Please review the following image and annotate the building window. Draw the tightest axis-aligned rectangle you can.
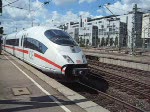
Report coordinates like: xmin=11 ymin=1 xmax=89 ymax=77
xmin=82 ymin=22 xmax=84 ymax=27
xmin=109 ymin=28 xmax=112 ymax=32
xmin=87 ymin=23 xmax=92 ymax=25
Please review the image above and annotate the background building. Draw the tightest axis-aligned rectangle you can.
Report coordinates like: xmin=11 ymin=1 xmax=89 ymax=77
xmin=64 ymin=15 xmax=127 ymax=48
xmin=59 ymin=4 xmax=148 ymax=50
xmin=141 ymin=13 xmax=150 ymax=48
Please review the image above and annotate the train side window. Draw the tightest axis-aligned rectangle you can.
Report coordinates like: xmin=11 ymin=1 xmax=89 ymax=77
xmin=21 ymin=36 xmax=23 ymax=46
xmin=6 ymin=39 xmax=19 ymax=46
xmin=23 ymin=38 xmax=27 ymax=47
xmin=34 ymin=39 xmax=39 ymax=51
xmin=27 ymin=38 xmax=34 ymax=50
xmin=39 ymin=43 xmax=42 ymax=52
xmin=38 ymin=42 xmax=46 ymax=54
xmin=6 ymin=40 xmax=9 ymax=45
xmin=1 ymin=39 xmax=3 ymax=44
xmin=41 ymin=43 xmax=47 ymax=54
xmin=31 ymin=39 xmax=35 ymax=49
xmin=15 ymin=39 xmax=19 ymax=46
xmin=23 ymin=37 xmax=47 ymax=54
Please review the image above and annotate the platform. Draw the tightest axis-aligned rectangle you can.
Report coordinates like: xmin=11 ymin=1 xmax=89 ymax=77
xmin=83 ymin=49 xmax=150 ymax=72
xmin=0 ymin=51 xmax=109 ymax=112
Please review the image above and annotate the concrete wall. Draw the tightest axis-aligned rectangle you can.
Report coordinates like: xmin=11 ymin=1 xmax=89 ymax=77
xmin=97 ymin=56 xmax=150 ymax=72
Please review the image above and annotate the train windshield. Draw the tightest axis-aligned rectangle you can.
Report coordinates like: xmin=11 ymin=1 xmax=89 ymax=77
xmin=44 ymin=30 xmax=77 ymax=46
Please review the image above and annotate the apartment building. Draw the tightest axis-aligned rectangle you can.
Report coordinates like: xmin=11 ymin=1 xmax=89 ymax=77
xmin=61 ymin=4 xmax=144 ymax=49
xmin=64 ymin=15 xmax=127 ymax=48
xmin=141 ymin=13 xmax=150 ymax=48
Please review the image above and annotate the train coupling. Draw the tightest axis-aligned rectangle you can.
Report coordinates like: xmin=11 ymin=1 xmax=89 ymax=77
xmin=72 ymin=68 xmax=89 ymax=76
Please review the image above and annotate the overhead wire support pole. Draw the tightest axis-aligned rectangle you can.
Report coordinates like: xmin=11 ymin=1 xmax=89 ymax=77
xmin=28 ymin=0 xmax=33 ymax=27
xmin=99 ymin=3 xmax=143 ymax=55
xmin=29 ymin=0 xmax=31 ymax=12
xmin=131 ymin=4 xmax=140 ymax=55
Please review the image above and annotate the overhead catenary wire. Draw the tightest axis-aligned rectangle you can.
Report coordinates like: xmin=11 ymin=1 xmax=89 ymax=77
xmin=3 ymin=0 xmax=52 ymax=27
xmin=2 ymin=0 xmax=52 ymax=34
xmin=2 ymin=0 xmax=20 ymax=7
xmin=98 ymin=3 xmax=149 ymax=54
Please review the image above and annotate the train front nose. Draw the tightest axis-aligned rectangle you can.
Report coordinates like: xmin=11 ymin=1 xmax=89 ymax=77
xmin=63 ymin=64 xmax=89 ymax=79
xmin=72 ymin=68 xmax=89 ymax=76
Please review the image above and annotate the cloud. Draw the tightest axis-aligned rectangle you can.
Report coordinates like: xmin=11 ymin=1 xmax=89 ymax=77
xmin=97 ymin=9 xmax=104 ymax=14
xmin=79 ymin=0 xmax=96 ymax=4
xmin=52 ymin=0 xmax=77 ymax=5
xmin=2 ymin=0 xmax=149 ymax=34
xmin=104 ymin=1 xmax=129 ymax=15
xmin=1 ymin=0 xmax=95 ymax=34
xmin=103 ymin=0 xmax=150 ymax=15
xmin=45 ymin=11 xmax=79 ymax=27
xmin=79 ymin=11 xmax=92 ymax=18
xmin=93 ymin=15 xmax=103 ymax=18
xmin=1 ymin=0 xmax=51 ymax=34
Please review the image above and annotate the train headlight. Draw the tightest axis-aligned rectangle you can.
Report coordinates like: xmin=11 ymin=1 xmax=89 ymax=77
xmin=63 ymin=55 xmax=74 ymax=64
xmin=82 ymin=55 xmax=87 ymax=63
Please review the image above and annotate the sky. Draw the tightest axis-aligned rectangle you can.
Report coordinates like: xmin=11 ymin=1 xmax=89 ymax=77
xmin=0 ymin=0 xmax=150 ymax=34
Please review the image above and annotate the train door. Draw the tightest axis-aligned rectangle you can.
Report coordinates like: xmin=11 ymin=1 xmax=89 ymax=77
xmin=23 ymin=37 xmax=35 ymax=64
xmin=13 ymin=33 xmax=19 ymax=56
xmin=20 ymin=35 xmax=25 ymax=60
xmin=28 ymin=43 xmax=35 ymax=64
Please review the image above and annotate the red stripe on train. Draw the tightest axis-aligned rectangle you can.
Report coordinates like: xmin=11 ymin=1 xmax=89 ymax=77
xmin=5 ymin=45 xmax=28 ymax=54
xmin=15 ymin=48 xmax=29 ymax=54
xmin=4 ymin=45 xmax=64 ymax=72
xmin=34 ymin=53 xmax=65 ymax=72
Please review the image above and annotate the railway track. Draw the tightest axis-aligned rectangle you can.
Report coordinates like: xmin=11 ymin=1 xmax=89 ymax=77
xmin=100 ymin=61 xmax=149 ymax=78
xmin=87 ymin=60 xmax=150 ymax=112
xmin=89 ymin=65 xmax=150 ymax=97
xmin=87 ymin=59 xmax=150 ymax=85
xmin=61 ymin=81 xmax=145 ymax=112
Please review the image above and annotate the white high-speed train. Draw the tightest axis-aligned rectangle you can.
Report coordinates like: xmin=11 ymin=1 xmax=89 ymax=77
xmin=2 ymin=26 xmax=89 ymax=81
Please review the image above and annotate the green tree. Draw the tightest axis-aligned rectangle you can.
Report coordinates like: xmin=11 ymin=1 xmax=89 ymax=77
xmin=76 ymin=37 xmax=79 ymax=44
xmin=86 ymin=39 xmax=89 ymax=46
xmin=106 ymin=37 xmax=109 ymax=46
xmin=110 ymin=38 xmax=114 ymax=46
xmin=114 ymin=36 xmax=118 ymax=47
xmin=101 ymin=37 xmax=105 ymax=46
xmin=79 ymin=37 xmax=85 ymax=47
xmin=98 ymin=38 xmax=100 ymax=44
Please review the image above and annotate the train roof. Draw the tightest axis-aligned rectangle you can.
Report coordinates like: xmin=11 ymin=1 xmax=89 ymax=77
xmin=5 ymin=26 xmax=61 ymax=38
xmin=21 ymin=26 xmax=61 ymax=34
xmin=25 ymin=26 xmax=60 ymax=31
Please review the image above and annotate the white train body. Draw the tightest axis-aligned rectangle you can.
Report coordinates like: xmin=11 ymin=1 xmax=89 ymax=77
xmin=2 ymin=26 xmax=88 ymax=80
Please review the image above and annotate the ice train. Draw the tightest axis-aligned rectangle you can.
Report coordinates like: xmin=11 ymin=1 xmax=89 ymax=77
xmin=2 ymin=26 xmax=89 ymax=81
